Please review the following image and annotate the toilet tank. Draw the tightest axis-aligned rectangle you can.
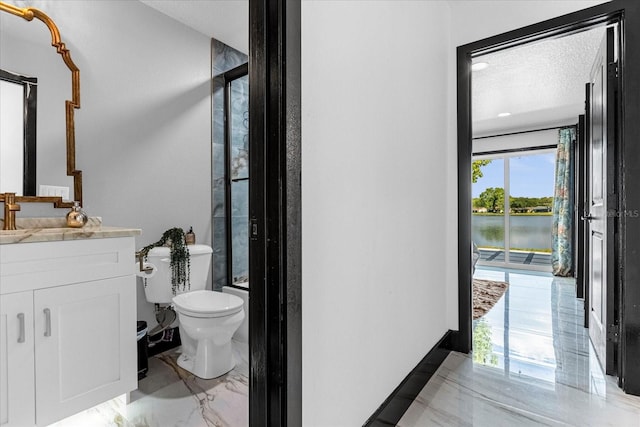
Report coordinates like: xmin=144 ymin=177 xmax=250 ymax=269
xmin=142 ymin=244 xmax=213 ymax=304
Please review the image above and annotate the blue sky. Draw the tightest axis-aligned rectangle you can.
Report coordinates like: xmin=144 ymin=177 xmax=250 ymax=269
xmin=472 ymin=152 xmax=556 ymax=198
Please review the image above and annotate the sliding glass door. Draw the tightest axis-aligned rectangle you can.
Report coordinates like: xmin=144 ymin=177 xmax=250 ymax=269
xmin=472 ymin=149 xmax=555 ymax=271
xmin=472 ymin=158 xmax=506 ymax=261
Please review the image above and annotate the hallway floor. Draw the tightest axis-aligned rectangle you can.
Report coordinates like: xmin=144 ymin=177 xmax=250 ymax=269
xmin=397 ymin=268 xmax=640 ymax=426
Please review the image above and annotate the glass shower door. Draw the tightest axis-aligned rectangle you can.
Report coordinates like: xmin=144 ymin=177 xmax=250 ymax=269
xmin=225 ymin=68 xmax=249 ymax=287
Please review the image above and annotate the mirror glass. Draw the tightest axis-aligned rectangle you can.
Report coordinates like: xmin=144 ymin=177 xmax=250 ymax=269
xmin=0 ymin=69 xmax=37 ymax=196
xmin=0 ymin=3 xmax=80 ymax=205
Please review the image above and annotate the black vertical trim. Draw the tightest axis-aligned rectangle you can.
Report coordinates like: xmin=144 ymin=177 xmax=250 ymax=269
xmin=455 ymin=46 xmax=472 ymax=354
xmin=576 ymin=114 xmax=586 ymax=300
xmin=284 ymin=0 xmax=302 ymax=424
xmin=458 ymin=0 xmax=640 ymax=395
xmin=584 ymin=84 xmax=592 ymax=329
xmin=249 ymin=0 xmax=269 ymax=423
xmin=605 ymin=26 xmax=617 ymax=375
xmin=224 ymin=71 xmax=233 ymax=289
xmin=23 ymin=80 xmax=37 ymax=196
xmin=249 ymin=0 xmax=301 ymax=425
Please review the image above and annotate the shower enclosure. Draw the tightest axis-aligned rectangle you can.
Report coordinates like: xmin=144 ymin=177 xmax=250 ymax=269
xmin=225 ymin=64 xmax=249 ymax=288
xmin=213 ymin=62 xmax=249 ymax=290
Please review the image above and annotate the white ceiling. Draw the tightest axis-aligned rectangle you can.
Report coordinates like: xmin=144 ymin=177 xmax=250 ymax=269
xmin=472 ymin=26 xmax=607 ymax=136
xmin=138 ymin=0 xmax=248 ymax=54
xmin=136 ymin=1 xmax=605 ymax=137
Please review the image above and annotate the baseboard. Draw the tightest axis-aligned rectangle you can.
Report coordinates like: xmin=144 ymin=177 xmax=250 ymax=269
xmin=362 ymin=330 xmax=454 ymax=426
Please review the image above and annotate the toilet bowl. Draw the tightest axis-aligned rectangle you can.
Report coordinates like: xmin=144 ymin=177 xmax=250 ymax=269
xmin=142 ymin=244 xmax=245 ymax=379
xmin=172 ymin=290 xmax=244 ymax=379
xmin=222 ymin=284 xmax=249 ymax=343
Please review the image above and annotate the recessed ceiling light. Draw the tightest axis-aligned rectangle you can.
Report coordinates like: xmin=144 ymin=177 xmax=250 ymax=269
xmin=471 ymin=62 xmax=489 ymax=71
xmin=497 ymin=112 xmax=511 ymax=117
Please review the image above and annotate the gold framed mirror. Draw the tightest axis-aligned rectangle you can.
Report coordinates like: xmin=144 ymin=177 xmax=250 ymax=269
xmin=0 ymin=1 xmax=82 ymax=208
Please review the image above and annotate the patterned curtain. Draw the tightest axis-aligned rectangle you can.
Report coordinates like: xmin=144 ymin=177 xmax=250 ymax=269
xmin=551 ymin=127 xmax=576 ymax=276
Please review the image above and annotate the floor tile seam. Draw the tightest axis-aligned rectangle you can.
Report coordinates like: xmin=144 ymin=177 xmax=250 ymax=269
xmin=406 ymin=404 xmax=470 ymax=427
xmin=438 ymin=374 xmax=573 ymax=426
xmin=469 ymin=362 xmax=569 ymax=390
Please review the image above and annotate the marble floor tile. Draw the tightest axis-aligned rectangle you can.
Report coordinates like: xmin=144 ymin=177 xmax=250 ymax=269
xmin=398 ymin=268 xmax=640 ymax=427
xmin=49 ymin=342 xmax=248 ymax=427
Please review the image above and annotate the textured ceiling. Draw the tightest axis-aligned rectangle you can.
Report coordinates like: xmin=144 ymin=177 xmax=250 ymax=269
xmin=139 ymin=0 xmax=248 ymax=54
xmin=472 ymin=26 xmax=606 ymax=136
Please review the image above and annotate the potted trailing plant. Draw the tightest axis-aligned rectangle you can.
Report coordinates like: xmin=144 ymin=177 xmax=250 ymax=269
xmin=139 ymin=227 xmax=190 ymax=294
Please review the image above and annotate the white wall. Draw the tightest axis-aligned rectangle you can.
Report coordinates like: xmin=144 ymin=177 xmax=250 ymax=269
xmin=303 ymin=1 xmax=613 ymax=424
xmin=302 ymin=2 xmax=452 ymax=425
xmin=0 ymin=1 xmax=212 ymax=329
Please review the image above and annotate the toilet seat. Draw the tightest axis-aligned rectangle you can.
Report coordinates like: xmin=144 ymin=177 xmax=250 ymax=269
xmin=173 ymin=290 xmax=243 ymax=318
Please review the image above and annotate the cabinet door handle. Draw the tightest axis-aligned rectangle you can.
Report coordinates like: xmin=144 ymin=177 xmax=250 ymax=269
xmin=17 ymin=313 xmax=25 ymax=343
xmin=43 ymin=308 xmax=51 ymax=337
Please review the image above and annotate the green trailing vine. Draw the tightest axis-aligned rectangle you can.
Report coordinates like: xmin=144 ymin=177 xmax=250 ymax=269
xmin=139 ymin=227 xmax=190 ymax=294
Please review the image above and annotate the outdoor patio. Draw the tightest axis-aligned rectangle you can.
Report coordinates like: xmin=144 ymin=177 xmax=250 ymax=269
xmin=478 ymin=248 xmax=551 ymax=267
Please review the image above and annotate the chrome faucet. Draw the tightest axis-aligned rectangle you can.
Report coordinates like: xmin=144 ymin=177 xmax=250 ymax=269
xmin=2 ymin=193 xmax=21 ymax=230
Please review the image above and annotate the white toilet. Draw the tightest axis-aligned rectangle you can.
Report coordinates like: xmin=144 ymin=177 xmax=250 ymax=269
xmin=142 ymin=244 xmax=244 ymax=379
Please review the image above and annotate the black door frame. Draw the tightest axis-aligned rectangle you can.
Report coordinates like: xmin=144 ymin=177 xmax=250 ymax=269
xmin=248 ymin=0 xmax=301 ymax=425
xmin=456 ymin=0 xmax=640 ymax=395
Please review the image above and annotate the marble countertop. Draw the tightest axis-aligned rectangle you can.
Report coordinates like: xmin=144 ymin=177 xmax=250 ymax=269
xmin=0 ymin=217 xmax=141 ymax=244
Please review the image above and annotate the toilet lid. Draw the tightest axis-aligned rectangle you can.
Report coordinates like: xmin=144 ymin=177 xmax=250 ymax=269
xmin=172 ymin=290 xmax=244 ymax=318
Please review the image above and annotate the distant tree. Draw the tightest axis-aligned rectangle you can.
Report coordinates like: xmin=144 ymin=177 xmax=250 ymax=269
xmin=472 ymin=159 xmax=492 ymax=183
xmin=540 ymin=196 xmax=553 ymax=207
xmin=478 ymin=187 xmax=504 ymax=212
xmin=510 ymin=197 xmax=526 ymax=209
xmin=472 ymin=198 xmax=485 ymax=208
xmin=509 ymin=195 xmax=554 ymax=210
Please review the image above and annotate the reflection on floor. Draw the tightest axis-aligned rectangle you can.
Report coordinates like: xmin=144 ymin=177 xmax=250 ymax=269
xmin=49 ymin=342 xmax=248 ymax=427
xmin=398 ymin=267 xmax=640 ymax=426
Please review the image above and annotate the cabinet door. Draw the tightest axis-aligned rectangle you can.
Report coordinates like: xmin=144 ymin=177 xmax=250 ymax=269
xmin=33 ymin=276 xmax=136 ymax=426
xmin=0 ymin=292 xmax=36 ymax=427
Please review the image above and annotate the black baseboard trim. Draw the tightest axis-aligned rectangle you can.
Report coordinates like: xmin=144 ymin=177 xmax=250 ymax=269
xmin=363 ymin=330 xmax=455 ymax=426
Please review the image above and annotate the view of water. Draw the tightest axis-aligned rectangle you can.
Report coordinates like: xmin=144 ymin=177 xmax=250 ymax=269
xmin=472 ymin=215 xmax=552 ymax=251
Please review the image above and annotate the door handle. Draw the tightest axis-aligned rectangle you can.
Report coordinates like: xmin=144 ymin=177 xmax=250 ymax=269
xmin=43 ymin=308 xmax=51 ymax=337
xmin=17 ymin=313 xmax=25 ymax=343
xmin=581 ymin=214 xmax=594 ymax=221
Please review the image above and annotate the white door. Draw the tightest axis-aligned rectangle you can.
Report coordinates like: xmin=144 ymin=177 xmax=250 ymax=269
xmin=587 ymin=27 xmax=616 ymax=375
xmin=34 ymin=276 xmax=136 ymax=426
xmin=0 ymin=292 xmax=36 ymax=427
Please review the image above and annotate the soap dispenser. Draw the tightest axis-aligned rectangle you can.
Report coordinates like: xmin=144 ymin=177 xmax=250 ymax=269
xmin=185 ymin=226 xmax=196 ymax=245
xmin=66 ymin=201 xmax=88 ymax=228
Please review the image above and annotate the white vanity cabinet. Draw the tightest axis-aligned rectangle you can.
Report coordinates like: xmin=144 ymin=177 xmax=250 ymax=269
xmin=0 ymin=235 xmax=138 ymax=427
